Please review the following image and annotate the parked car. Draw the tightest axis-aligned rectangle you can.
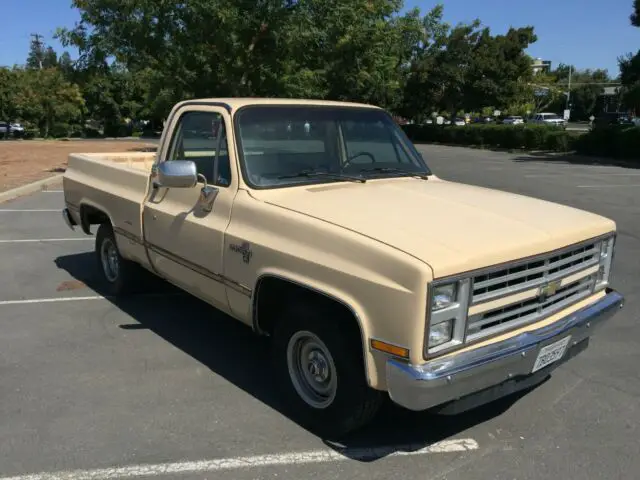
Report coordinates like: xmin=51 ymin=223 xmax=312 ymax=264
xmin=594 ymin=112 xmax=635 ymax=127
xmin=503 ymin=116 xmax=524 ymax=125
xmin=453 ymin=117 xmax=466 ymax=126
xmin=61 ymin=98 xmax=624 ymax=437
xmin=530 ymin=112 xmax=566 ymax=127
xmin=0 ymin=122 xmax=26 ymax=138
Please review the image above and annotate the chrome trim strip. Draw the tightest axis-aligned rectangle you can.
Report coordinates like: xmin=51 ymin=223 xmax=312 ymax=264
xmin=112 ymin=226 xmax=252 ymax=297
xmin=62 ymin=208 xmax=76 ymax=230
xmin=467 ymin=283 xmax=594 ymax=340
xmin=113 ymin=226 xmax=143 ymax=245
xmin=471 ymin=259 xmax=599 ymax=305
xmin=388 ymin=289 xmax=624 ymax=412
xmin=472 ymin=247 xmax=599 ymax=291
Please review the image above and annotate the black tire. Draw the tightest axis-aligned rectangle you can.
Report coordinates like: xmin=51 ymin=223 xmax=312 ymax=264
xmin=95 ymin=223 xmax=141 ymax=296
xmin=272 ymin=303 xmax=383 ymax=438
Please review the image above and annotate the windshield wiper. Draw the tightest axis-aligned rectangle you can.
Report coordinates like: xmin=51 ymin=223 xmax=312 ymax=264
xmin=277 ymin=169 xmax=366 ymax=183
xmin=359 ymin=167 xmax=430 ymax=180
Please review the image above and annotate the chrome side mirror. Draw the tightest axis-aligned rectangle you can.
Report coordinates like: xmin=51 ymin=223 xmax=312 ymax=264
xmin=155 ymin=160 xmax=198 ymax=188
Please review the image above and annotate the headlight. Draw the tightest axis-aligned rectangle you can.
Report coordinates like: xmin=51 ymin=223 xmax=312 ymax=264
xmin=595 ymin=235 xmax=615 ymax=289
xmin=432 ymin=283 xmax=457 ymax=311
xmin=428 ymin=319 xmax=453 ymax=348
xmin=426 ymin=279 xmax=471 ymax=356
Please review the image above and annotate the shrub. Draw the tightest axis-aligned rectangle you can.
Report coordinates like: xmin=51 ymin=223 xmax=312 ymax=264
xmin=83 ymin=126 xmax=102 ymax=138
xmin=50 ymin=123 xmax=71 ymax=138
xmin=401 ymin=123 xmax=574 ymax=152
xmin=574 ymin=125 xmax=640 ymax=160
xmin=104 ymin=122 xmax=133 ymax=138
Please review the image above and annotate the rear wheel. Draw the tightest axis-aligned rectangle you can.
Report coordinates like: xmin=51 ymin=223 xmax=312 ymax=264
xmin=95 ymin=223 xmax=141 ymax=296
xmin=272 ymin=303 xmax=383 ymax=438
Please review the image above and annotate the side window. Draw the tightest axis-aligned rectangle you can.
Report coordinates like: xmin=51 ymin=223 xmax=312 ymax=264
xmin=167 ymin=111 xmax=231 ymax=187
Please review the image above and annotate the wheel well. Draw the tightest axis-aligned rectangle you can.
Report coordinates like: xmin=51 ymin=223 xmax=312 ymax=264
xmin=79 ymin=204 xmax=110 ymax=234
xmin=253 ymin=277 xmax=364 ymax=353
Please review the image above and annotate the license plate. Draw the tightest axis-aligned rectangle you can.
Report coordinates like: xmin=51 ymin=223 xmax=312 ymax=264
xmin=532 ymin=336 xmax=572 ymax=373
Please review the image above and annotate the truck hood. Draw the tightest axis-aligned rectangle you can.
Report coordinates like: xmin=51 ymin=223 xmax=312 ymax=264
xmin=252 ymin=177 xmax=615 ymax=278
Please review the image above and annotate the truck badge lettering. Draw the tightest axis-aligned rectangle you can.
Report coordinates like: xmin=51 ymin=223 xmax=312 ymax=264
xmin=230 ymin=242 xmax=253 ymax=264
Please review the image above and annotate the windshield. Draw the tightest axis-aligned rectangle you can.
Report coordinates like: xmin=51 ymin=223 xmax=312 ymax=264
xmin=234 ymin=106 xmax=431 ymax=188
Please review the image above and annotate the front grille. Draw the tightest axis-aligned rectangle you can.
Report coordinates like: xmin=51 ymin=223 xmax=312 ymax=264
xmin=466 ymin=240 xmax=601 ymax=341
xmin=472 ymin=242 xmax=599 ymax=303
xmin=467 ymin=276 xmax=595 ymax=339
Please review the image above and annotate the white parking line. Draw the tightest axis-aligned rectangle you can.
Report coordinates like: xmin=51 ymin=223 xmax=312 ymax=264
xmin=0 ymin=238 xmax=92 ymax=243
xmin=42 ymin=190 xmax=63 ymax=193
xmin=576 ymin=184 xmax=640 ymax=188
xmin=0 ymin=295 xmax=105 ymax=305
xmin=0 ymin=438 xmax=479 ymax=480
xmin=0 ymin=209 xmax=60 ymax=212
xmin=525 ymin=173 xmax=640 ymax=177
xmin=0 ymin=292 xmax=182 ymax=306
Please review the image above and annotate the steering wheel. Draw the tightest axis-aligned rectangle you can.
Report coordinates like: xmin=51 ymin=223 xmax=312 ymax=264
xmin=343 ymin=151 xmax=375 ymax=169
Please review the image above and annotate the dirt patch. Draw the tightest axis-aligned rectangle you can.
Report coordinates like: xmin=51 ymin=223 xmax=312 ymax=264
xmin=56 ymin=280 xmax=87 ymax=291
xmin=0 ymin=140 xmax=157 ymax=192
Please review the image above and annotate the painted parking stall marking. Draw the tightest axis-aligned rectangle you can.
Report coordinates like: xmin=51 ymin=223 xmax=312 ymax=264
xmin=0 ymin=238 xmax=92 ymax=244
xmin=0 ymin=209 xmax=60 ymax=212
xmin=0 ymin=438 xmax=479 ymax=480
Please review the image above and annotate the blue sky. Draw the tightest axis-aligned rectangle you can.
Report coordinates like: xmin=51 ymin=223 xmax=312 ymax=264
xmin=1 ymin=0 xmax=639 ymax=75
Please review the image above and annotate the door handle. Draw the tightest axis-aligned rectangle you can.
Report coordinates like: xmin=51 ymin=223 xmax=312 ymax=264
xmin=199 ymin=185 xmax=219 ymax=212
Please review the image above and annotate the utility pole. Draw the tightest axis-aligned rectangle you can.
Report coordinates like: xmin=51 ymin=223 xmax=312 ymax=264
xmin=565 ymin=65 xmax=572 ymax=110
xmin=30 ymin=33 xmax=43 ymax=69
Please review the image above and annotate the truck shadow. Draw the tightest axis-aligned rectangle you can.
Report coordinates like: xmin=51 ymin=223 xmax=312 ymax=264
xmin=54 ymin=251 xmax=541 ymax=461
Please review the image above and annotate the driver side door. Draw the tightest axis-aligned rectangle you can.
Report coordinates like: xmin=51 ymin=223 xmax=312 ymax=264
xmin=142 ymin=105 xmax=237 ymax=313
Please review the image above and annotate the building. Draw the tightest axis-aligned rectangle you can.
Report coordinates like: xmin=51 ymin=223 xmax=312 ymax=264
xmin=531 ymin=58 xmax=552 ymax=75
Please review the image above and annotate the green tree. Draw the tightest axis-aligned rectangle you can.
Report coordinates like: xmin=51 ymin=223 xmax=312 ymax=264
xmin=57 ymin=0 xmax=423 ymax=117
xmin=619 ymin=52 xmax=640 ymax=114
xmin=43 ymin=47 xmax=58 ymax=69
xmin=402 ymin=10 xmax=536 ymax=120
xmin=631 ymin=0 xmax=639 ymax=26
xmin=26 ymin=37 xmax=46 ymax=70
xmin=551 ymin=65 xmax=612 ymax=120
xmin=13 ymin=68 xmax=85 ymax=137
xmin=0 ymin=67 xmax=18 ymax=122
xmin=618 ymin=1 xmax=640 ymax=114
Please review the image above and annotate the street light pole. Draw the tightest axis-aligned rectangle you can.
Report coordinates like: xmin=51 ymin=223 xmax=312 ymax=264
xmin=565 ymin=65 xmax=572 ymax=110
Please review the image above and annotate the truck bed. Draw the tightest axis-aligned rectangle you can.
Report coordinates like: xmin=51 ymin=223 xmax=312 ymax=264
xmin=63 ymin=151 xmax=156 ymax=266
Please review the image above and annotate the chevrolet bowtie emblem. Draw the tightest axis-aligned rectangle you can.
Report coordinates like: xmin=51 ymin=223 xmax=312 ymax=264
xmin=538 ymin=279 xmax=561 ymax=299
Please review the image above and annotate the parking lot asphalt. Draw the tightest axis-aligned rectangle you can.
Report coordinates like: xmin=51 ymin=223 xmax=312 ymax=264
xmin=0 ymin=146 xmax=638 ymax=480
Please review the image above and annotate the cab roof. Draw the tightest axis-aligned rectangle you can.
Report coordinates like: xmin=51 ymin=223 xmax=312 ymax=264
xmin=173 ymin=97 xmax=382 ymax=112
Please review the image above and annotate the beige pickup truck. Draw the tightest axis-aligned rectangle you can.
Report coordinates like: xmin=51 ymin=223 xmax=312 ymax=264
xmin=62 ymin=98 xmax=624 ymax=437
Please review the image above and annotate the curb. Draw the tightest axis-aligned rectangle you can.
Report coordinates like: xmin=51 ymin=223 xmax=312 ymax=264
xmin=0 ymin=174 xmax=64 ymax=204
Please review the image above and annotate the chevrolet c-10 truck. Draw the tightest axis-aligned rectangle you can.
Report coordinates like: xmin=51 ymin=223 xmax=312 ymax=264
xmin=62 ymin=98 xmax=624 ymax=437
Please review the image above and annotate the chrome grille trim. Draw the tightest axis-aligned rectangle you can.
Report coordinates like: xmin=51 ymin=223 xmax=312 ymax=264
xmin=471 ymin=242 xmax=600 ymax=304
xmin=467 ymin=276 xmax=595 ymax=341
xmin=465 ymin=237 xmax=607 ymax=342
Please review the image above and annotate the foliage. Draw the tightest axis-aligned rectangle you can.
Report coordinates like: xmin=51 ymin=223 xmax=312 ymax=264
xmin=401 ymin=123 xmax=574 ymax=152
xmin=617 ymin=3 xmax=640 ymax=115
xmin=57 ymin=0 xmax=424 ymax=117
xmin=574 ymin=125 xmax=640 ymax=160
xmin=11 ymin=67 xmax=85 ymax=137
xmin=401 ymin=11 xmax=537 ymax=120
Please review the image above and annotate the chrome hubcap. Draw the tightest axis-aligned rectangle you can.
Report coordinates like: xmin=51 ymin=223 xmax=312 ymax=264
xmin=100 ymin=238 xmax=119 ymax=282
xmin=287 ymin=331 xmax=337 ymax=409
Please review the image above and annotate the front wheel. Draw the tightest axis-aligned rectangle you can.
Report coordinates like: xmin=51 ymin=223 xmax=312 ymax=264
xmin=272 ymin=304 xmax=383 ymax=438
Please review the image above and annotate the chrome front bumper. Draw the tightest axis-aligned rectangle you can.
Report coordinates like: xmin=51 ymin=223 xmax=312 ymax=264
xmin=62 ymin=207 xmax=77 ymax=230
xmin=386 ymin=289 xmax=624 ymax=412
